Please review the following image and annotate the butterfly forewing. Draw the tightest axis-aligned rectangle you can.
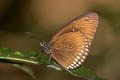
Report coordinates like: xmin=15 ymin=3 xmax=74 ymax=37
xmin=72 ymin=13 xmax=98 ymax=46
xmin=49 ymin=12 xmax=99 ymax=69
xmin=50 ymin=12 xmax=98 ymax=46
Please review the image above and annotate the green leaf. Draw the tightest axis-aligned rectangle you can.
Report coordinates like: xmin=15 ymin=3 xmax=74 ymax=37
xmin=70 ymin=66 xmax=107 ymax=80
xmin=0 ymin=48 xmax=38 ymax=64
xmin=0 ymin=48 xmax=107 ymax=80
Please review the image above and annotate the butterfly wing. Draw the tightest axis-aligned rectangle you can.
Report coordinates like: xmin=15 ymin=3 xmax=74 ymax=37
xmin=49 ymin=12 xmax=99 ymax=69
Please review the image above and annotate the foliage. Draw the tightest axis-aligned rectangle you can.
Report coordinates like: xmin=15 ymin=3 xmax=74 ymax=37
xmin=0 ymin=48 xmax=107 ymax=80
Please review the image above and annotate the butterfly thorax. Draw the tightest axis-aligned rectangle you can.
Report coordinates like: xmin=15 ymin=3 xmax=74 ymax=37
xmin=40 ymin=41 xmax=52 ymax=54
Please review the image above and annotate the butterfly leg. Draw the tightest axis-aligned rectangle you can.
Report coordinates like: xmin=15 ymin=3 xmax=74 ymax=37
xmin=37 ymin=50 xmax=45 ymax=56
xmin=49 ymin=54 xmax=52 ymax=64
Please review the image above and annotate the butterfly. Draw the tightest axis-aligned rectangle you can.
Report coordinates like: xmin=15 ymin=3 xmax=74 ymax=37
xmin=40 ymin=12 xmax=99 ymax=69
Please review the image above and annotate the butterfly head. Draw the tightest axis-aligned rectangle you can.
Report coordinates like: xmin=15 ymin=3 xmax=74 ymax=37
xmin=40 ymin=41 xmax=52 ymax=54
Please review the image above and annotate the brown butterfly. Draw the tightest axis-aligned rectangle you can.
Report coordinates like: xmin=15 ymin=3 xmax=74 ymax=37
xmin=40 ymin=12 xmax=99 ymax=69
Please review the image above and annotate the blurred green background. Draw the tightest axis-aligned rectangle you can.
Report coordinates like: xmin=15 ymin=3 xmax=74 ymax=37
xmin=0 ymin=0 xmax=120 ymax=80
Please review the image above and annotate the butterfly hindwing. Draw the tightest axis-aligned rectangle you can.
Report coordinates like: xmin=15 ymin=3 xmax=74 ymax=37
xmin=51 ymin=32 xmax=89 ymax=69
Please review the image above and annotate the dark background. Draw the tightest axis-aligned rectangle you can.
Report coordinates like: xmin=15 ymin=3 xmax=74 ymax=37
xmin=0 ymin=0 xmax=120 ymax=80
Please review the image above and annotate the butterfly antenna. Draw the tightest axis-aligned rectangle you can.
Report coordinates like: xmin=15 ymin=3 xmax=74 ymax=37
xmin=25 ymin=32 xmax=41 ymax=41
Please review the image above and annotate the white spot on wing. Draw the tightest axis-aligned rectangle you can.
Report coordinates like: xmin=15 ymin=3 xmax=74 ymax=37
xmin=83 ymin=56 xmax=86 ymax=59
xmin=71 ymin=64 xmax=74 ymax=66
xmin=79 ymin=53 xmax=82 ymax=56
xmin=86 ymin=45 xmax=89 ymax=48
xmin=73 ymin=61 xmax=76 ymax=64
xmin=69 ymin=65 xmax=73 ymax=69
xmin=81 ymin=59 xmax=84 ymax=62
xmin=77 ymin=56 xmax=80 ymax=59
xmin=72 ymin=28 xmax=75 ymax=32
xmin=73 ymin=65 xmax=76 ymax=68
xmin=85 ymin=52 xmax=88 ymax=55
xmin=75 ymin=58 xmax=78 ymax=62
xmin=81 ymin=45 xmax=84 ymax=48
xmin=79 ymin=62 xmax=81 ymax=64
xmin=85 ymin=39 xmax=88 ymax=41
xmin=85 ymin=42 xmax=88 ymax=44
xmin=86 ymin=49 xmax=89 ymax=52
xmin=80 ymin=50 xmax=84 ymax=53
xmin=66 ymin=67 xmax=69 ymax=69
xmin=76 ymin=64 xmax=79 ymax=67
xmin=73 ymin=21 xmax=76 ymax=23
